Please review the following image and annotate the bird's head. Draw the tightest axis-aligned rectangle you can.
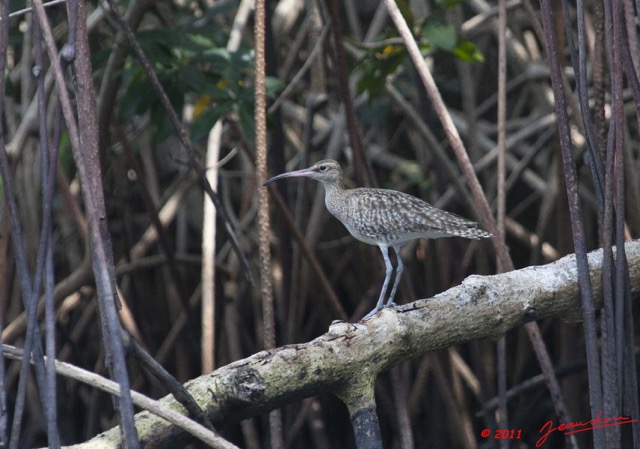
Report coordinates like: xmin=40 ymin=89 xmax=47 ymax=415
xmin=263 ymin=159 xmax=343 ymax=187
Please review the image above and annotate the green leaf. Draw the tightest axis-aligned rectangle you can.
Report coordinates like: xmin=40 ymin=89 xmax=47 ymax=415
xmin=179 ymin=65 xmax=208 ymax=91
xmin=190 ymin=48 xmax=231 ymax=68
xmin=265 ymin=76 xmax=284 ymax=95
xmin=190 ymin=106 xmax=226 ymax=141
xmin=422 ymin=24 xmax=457 ymax=51
xmin=355 ymin=44 xmax=406 ymax=96
xmin=180 ymin=32 xmax=216 ymax=54
xmin=200 ymin=84 xmax=235 ymax=101
xmin=135 ymin=30 xmax=176 ymax=66
xmin=453 ymin=39 xmax=485 ymax=63
xmin=120 ymin=73 xmax=156 ymax=120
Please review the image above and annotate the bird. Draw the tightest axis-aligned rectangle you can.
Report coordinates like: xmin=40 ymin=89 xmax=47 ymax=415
xmin=263 ymin=159 xmax=492 ymax=320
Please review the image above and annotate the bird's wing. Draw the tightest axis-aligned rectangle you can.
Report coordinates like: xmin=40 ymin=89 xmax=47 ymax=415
xmin=345 ymin=188 xmax=483 ymax=240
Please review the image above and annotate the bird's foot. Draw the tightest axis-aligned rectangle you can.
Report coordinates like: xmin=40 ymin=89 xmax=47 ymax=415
xmin=384 ymin=300 xmax=398 ymax=309
xmin=328 ymin=320 xmax=364 ymax=335
xmin=361 ymin=307 xmax=383 ymax=321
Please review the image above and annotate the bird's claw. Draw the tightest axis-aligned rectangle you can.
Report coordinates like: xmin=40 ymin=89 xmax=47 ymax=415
xmin=361 ymin=307 xmax=383 ymax=321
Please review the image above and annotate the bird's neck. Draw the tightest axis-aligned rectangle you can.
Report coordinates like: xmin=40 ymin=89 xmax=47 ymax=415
xmin=320 ymin=180 xmax=345 ymax=198
xmin=319 ymin=181 xmax=346 ymax=218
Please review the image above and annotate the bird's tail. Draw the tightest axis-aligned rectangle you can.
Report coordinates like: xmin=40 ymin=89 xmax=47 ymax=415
xmin=460 ymin=222 xmax=493 ymax=240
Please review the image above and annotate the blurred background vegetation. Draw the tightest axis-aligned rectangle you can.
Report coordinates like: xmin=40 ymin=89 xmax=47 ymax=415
xmin=1 ymin=0 xmax=638 ymax=448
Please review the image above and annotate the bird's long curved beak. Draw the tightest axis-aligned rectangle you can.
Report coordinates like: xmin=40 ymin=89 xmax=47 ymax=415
xmin=262 ymin=168 xmax=314 ymax=186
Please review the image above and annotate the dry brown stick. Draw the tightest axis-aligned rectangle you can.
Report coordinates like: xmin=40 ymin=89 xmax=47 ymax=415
xmin=3 ymin=345 xmax=238 ymax=449
xmin=2 ymin=256 xmax=92 ymax=343
xmin=254 ymin=0 xmax=283 ymax=447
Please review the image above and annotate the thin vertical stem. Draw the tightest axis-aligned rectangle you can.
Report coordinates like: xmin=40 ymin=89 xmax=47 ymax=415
xmin=1 ymin=2 xmax=53 ymax=446
xmin=202 ymin=122 xmax=221 ymax=373
xmin=538 ymin=1 xmax=604 ymax=447
xmin=496 ymin=0 xmax=508 ymax=443
xmin=34 ymin=14 xmax=61 ymax=448
xmin=255 ymin=0 xmax=282 ymax=447
xmin=561 ymin=0 xmax=605 ymax=210
xmin=201 ymin=0 xmax=254 ymax=374
xmin=609 ymin=1 xmax=629 ymax=446
xmin=74 ymin=0 xmax=140 ymax=444
xmin=327 ymin=0 xmax=372 ymax=186
xmin=619 ymin=7 xmax=640 ymax=444
xmin=600 ymin=1 xmax=620 ymax=439
xmin=496 ymin=1 xmax=507 ymax=244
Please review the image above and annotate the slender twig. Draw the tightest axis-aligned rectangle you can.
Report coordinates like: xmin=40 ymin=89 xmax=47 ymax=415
xmin=600 ymin=6 xmax=619 ymax=445
xmin=268 ymin=24 xmax=330 ymax=115
xmin=0 ymin=5 xmax=8 ymax=437
xmin=496 ymin=0 xmax=508 ymax=442
xmin=2 ymin=345 xmax=239 ymax=449
xmin=124 ymin=333 xmax=214 ymax=430
xmin=496 ymin=0 xmax=507 ymax=257
xmin=202 ymin=122 xmax=221 ymax=373
xmin=3 ymin=0 xmax=69 ymax=20
xmin=34 ymin=14 xmax=61 ymax=449
xmin=561 ymin=0 xmax=604 ymax=214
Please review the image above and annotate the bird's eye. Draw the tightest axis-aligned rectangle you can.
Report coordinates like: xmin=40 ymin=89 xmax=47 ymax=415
xmin=318 ymin=165 xmax=327 ymax=172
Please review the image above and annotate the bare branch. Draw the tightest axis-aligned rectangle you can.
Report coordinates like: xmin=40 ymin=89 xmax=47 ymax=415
xmin=65 ymin=241 xmax=640 ymax=448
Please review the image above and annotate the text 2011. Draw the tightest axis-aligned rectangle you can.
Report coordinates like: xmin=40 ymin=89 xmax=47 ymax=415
xmin=480 ymin=428 xmax=522 ymax=439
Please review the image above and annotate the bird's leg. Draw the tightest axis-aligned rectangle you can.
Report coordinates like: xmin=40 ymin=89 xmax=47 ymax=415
xmin=362 ymin=245 xmax=393 ymax=320
xmin=386 ymin=245 xmax=404 ymax=308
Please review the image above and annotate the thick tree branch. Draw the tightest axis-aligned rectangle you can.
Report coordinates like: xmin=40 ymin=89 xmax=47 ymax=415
xmin=66 ymin=241 xmax=640 ymax=448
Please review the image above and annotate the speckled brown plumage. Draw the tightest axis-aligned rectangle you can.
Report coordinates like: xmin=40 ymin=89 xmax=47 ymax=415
xmin=264 ymin=159 xmax=492 ymax=319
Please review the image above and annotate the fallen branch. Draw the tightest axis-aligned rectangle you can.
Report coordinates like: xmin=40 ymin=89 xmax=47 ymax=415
xmin=63 ymin=241 xmax=640 ymax=448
